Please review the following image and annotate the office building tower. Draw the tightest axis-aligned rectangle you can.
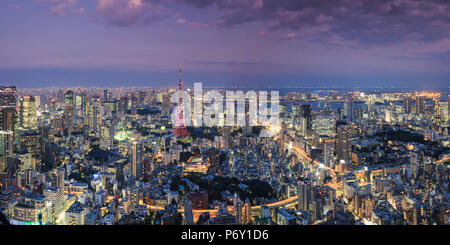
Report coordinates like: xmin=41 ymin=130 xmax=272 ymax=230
xmin=323 ymin=143 xmax=334 ymax=167
xmin=416 ymin=96 xmax=425 ymax=114
xmin=53 ymin=168 xmax=65 ymax=189
xmin=43 ymin=186 xmax=64 ymax=223
xmin=337 ymin=124 xmax=352 ymax=163
xmin=298 ymin=180 xmax=311 ymax=211
xmin=184 ymin=199 xmax=194 ymax=225
xmin=20 ymin=131 xmax=41 ymax=156
xmin=234 ymin=198 xmax=244 ymax=224
xmin=410 ymin=152 xmax=419 ymax=179
xmin=131 ymin=141 xmax=142 ymax=179
xmin=19 ymin=96 xmax=37 ymax=129
xmin=0 ymin=86 xmax=17 ymax=108
xmin=404 ymin=96 xmax=412 ymax=113
xmin=119 ymin=96 xmax=128 ymax=114
xmin=0 ymin=107 xmax=16 ymax=171
xmin=64 ymin=90 xmax=75 ymax=130
xmin=312 ymin=199 xmax=321 ymax=222
xmin=344 ymin=97 xmax=354 ymax=123
xmin=448 ymin=95 xmax=450 ymax=119
xmin=301 ymin=104 xmax=312 ymax=137
xmin=243 ymin=198 xmax=252 ymax=224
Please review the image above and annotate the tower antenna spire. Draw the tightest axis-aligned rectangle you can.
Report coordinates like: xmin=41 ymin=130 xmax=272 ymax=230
xmin=178 ymin=64 xmax=183 ymax=90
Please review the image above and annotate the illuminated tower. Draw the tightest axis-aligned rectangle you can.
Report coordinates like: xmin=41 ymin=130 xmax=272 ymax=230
xmin=337 ymin=124 xmax=352 ymax=163
xmin=19 ymin=96 xmax=37 ymax=130
xmin=173 ymin=66 xmax=190 ymax=139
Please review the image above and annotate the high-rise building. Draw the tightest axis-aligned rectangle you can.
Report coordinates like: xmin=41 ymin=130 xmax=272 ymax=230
xmin=448 ymin=95 xmax=450 ymax=120
xmin=20 ymin=131 xmax=42 ymax=156
xmin=119 ymin=96 xmax=128 ymax=114
xmin=53 ymin=168 xmax=65 ymax=189
xmin=43 ymin=186 xmax=64 ymax=223
xmin=0 ymin=86 xmax=17 ymax=108
xmin=301 ymin=104 xmax=312 ymax=137
xmin=131 ymin=141 xmax=142 ymax=179
xmin=184 ymin=199 xmax=194 ymax=225
xmin=298 ymin=180 xmax=311 ymax=211
xmin=344 ymin=97 xmax=354 ymax=123
xmin=323 ymin=142 xmax=334 ymax=167
xmin=312 ymin=199 xmax=321 ymax=222
xmin=404 ymin=96 xmax=412 ymax=114
xmin=64 ymin=90 xmax=75 ymax=130
xmin=416 ymin=95 xmax=425 ymax=114
xmin=234 ymin=198 xmax=244 ymax=224
xmin=19 ymin=96 xmax=37 ymax=129
xmin=88 ymin=98 xmax=102 ymax=136
xmin=243 ymin=198 xmax=252 ymax=224
xmin=410 ymin=152 xmax=419 ymax=179
xmin=336 ymin=124 xmax=352 ymax=163
xmin=0 ymin=107 xmax=16 ymax=171
xmin=75 ymin=91 xmax=87 ymax=118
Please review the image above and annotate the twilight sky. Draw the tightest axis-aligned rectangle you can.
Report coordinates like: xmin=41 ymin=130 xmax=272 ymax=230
xmin=0 ymin=0 xmax=449 ymax=88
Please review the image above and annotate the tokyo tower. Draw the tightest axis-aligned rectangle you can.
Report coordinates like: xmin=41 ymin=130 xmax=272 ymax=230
xmin=173 ymin=65 xmax=190 ymax=139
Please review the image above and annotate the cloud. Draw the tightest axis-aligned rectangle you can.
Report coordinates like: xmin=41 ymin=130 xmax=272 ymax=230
xmin=37 ymin=0 xmax=85 ymax=16
xmin=280 ymin=33 xmax=296 ymax=40
xmin=180 ymin=0 xmax=450 ymax=45
xmin=95 ymin=0 xmax=174 ymax=27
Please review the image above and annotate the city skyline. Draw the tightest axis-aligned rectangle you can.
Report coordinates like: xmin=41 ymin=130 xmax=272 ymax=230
xmin=1 ymin=0 xmax=449 ymax=88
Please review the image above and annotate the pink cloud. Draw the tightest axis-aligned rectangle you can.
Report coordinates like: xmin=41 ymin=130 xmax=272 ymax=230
xmin=37 ymin=0 xmax=85 ymax=16
xmin=95 ymin=0 xmax=174 ymax=27
xmin=281 ymin=33 xmax=297 ymax=40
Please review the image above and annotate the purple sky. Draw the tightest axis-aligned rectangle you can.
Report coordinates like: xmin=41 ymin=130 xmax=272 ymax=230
xmin=0 ymin=0 xmax=449 ymax=88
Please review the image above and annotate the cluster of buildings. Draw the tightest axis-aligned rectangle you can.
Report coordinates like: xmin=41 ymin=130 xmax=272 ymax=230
xmin=0 ymin=85 xmax=448 ymax=225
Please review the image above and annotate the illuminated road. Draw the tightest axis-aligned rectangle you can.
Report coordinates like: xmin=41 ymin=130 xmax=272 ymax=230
xmin=436 ymin=157 xmax=450 ymax=164
xmin=283 ymin=142 xmax=345 ymax=188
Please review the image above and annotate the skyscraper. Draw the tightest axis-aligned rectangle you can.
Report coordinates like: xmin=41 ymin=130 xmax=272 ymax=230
xmin=323 ymin=142 xmax=334 ymax=167
xmin=301 ymin=104 xmax=312 ymax=137
xmin=447 ymin=95 xmax=450 ymax=120
xmin=416 ymin=95 xmax=425 ymax=114
xmin=344 ymin=97 xmax=354 ymax=123
xmin=43 ymin=186 xmax=64 ymax=223
xmin=410 ymin=152 xmax=419 ymax=179
xmin=19 ymin=96 xmax=37 ymax=129
xmin=131 ymin=141 xmax=142 ymax=179
xmin=298 ymin=180 xmax=311 ymax=211
xmin=64 ymin=90 xmax=75 ymax=130
xmin=184 ymin=199 xmax=194 ymax=225
xmin=404 ymin=96 xmax=412 ymax=114
xmin=0 ymin=86 xmax=17 ymax=108
xmin=337 ymin=124 xmax=352 ymax=163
